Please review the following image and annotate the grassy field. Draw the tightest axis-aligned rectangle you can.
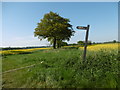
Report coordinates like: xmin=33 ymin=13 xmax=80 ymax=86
xmin=1 ymin=43 xmax=119 ymax=88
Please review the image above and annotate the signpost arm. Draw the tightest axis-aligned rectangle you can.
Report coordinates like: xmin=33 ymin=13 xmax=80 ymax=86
xmin=83 ymin=25 xmax=90 ymax=62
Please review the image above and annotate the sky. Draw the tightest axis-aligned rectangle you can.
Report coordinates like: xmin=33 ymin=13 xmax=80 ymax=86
xmin=1 ymin=2 xmax=118 ymax=47
xmin=1 ymin=0 xmax=119 ymax=2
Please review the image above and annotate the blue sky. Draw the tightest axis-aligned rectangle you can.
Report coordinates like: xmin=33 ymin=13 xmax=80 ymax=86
xmin=1 ymin=2 xmax=118 ymax=47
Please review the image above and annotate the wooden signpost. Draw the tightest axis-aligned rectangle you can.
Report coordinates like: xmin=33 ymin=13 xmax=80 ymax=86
xmin=76 ymin=25 xmax=90 ymax=62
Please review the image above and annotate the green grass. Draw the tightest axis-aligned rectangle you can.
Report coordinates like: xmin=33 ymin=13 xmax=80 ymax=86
xmin=2 ymin=48 xmax=119 ymax=88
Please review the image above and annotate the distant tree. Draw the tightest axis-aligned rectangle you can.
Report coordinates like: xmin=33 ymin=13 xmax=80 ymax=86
xmin=71 ymin=43 xmax=77 ymax=46
xmin=88 ymin=41 xmax=92 ymax=45
xmin=60 ymin=42 xmax=68 ymax=47
xmin=34 ymin=11 xmax=75 ymax=49
xmin=47 ymin=37 xmax=67 ymax=48
xmin=113 ymin=40 xmax=117 ymax=43
xmin=77 ymin=40 xmax=92 ymax=45
xmin=47 ymin=37 xmax=68 ymax=48
xmin=93 ymin=42 xmax=96 ymax=44
xmin=77 ymin=41 xmax=84 ymax=45
xmin=56 ymin=40 xmax=63 ymax=48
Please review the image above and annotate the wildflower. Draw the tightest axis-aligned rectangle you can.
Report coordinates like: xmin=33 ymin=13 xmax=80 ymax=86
xmin=41 ymin=61 xmax=44 ymax=63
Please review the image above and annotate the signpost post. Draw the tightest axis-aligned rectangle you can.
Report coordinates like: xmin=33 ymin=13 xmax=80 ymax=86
xmin=76 ymin=25 xmax=90 ymax=62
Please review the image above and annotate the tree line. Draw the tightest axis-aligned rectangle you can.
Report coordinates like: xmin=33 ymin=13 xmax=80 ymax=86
xmin=1 ymin=40 xmax=118 ymax=51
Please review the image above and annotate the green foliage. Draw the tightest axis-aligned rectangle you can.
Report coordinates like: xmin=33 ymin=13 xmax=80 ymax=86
xmin=60 ymin=42 xmax=68 ymax=46
xmin=47 ymin=37 xmax=68 ymax=48
xmin=77 ymin=41 xmax=84 ymax=45
xmin=34 ymin=11 xmax=74 ymax=49
xmin=88 ymin=41 xmax=92 ymax=45
xmin=77 ymin=41 xmax=92 ymax=46
xmin=2 ymin=48 xmax=119 ymax=88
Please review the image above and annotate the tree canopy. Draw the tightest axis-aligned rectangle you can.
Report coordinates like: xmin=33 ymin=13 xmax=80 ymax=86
xmin=77 ymin=41 xmax=84 ymax=45
xmin=34 ymin=11 xmax=75 ymax=49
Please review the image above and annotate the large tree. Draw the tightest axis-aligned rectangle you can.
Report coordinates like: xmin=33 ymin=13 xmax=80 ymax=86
xmin=34 ymin=11 xmax=74 ymax=49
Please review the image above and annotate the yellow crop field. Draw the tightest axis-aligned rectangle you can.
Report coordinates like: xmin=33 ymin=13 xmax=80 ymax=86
xmin=0 ymin=47 xmax=51 ymax=55
xmin=79 ymin=43 xmax=118 ymax=51
xmin=0 ymin=43 xmax=119 ymax=55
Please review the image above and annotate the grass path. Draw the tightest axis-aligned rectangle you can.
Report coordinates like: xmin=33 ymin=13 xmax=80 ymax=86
xmin=2 ymin=63 xmax=43 ymax=75
xmin=1 ymin=64 xmax=36 ymax=75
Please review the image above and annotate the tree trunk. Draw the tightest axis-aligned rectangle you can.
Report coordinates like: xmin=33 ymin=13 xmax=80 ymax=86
xmin=57 ymin=43 xmax=60 ymax=48
xmin=53 ymin=37 xmax=56 ymax=49
xmin=57 ymin=39 xmax=61 ymax=48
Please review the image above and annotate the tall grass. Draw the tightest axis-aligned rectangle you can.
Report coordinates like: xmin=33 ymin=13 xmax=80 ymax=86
xmin=2 ymin=45 xmax=119 ymax=88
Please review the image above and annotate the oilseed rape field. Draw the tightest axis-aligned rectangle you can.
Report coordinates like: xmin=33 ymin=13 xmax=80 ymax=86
xmin=79 ymin=43 xmax=118 ymax=51
xmin=1 ymin=43 xmax=119 ymax=88
xmin=0 ymin=48 xmax=51 ymax=56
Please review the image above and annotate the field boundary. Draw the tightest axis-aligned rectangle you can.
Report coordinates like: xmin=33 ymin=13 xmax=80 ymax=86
xmin=1 ymin=63 xmax=39 ymax=75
